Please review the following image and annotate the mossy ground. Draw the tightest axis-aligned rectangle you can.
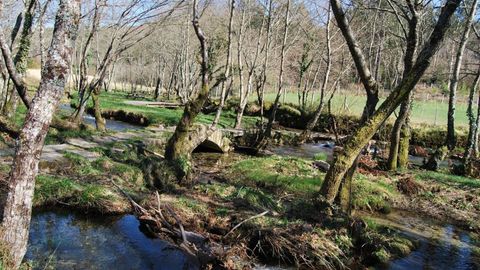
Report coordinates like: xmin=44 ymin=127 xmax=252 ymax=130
xmin=33 ymin=150 xmax=147 ymax=214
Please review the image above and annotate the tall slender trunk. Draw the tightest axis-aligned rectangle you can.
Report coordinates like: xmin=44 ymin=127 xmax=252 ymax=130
xmin=297 ymin=6 xmax=332 ymax=143
xmin=473 ymin=91 xmax=480 ymax=158
xmin=212 ymin=0 xmax=235 ymax=128
xmin=388 ymin=5 xmax=419 ymax=171
xmin=446 ymin=0 xmax=477 ymax=150
xmin=234 ymin=0 xmax=248 ymax=129
xmin=257 ymin=0 xmax=273 ymax=129
xmin=235 ymin=0 xmax=263 ymax=129
xmin=297 ymin=7 xmax=332 ymax=143
xmin=0 ymin=1 xmax=79 ymax=267
xmin=72 ymin=0 xmax=104 ymax=124
xmin=0 ymin=0 xmax=38 ymax=117
xmin=2 ymin=0 xmax=37 ymax=118
xmin=463 ymin=66 xmax=480 ymax=175
xmin=264 ymin=0 xmax=291 ymax=138
xmin=154 ymin=76 xmax=162 ymax=100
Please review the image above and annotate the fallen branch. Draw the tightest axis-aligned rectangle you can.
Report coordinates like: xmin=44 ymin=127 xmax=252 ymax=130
xmin=224 ymin=210 xmax=269 ymax=238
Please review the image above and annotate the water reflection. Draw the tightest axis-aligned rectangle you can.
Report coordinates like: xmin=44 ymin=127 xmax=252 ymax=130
xmin=270 ymin=141 xmax=334 ymax=159
xmin=59 ymin=104 xmax=143 ymax=132
xmin=26 ymin=210 xmax=199 ymax=270
xmin=370 ymin=211 xmax=479 ymax=270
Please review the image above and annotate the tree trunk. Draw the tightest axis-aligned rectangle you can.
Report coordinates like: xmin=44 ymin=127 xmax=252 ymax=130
xmin=297 ymin=6 xmax=331 ymax=143
xmin=473 ymin=92 xmax=480 ymax=158
xmin=463 ymin=67 xmax=480 ymax=175
xmin=387 ymin=3 xmax=419 ymax=171
xmin=211 ymin=0 xmax=235 ymax=128
xmin=446 ymin=0 xmax=477 ymax=150
xmin=257 ymin=0 xmax=273 ymax=129
xmin=154 ymin=76 xmax=162 ymax=100
xmin=235 ymin=0 xmax=262 ymax=129
xmin=92 ymin=87 xmax=106 ymax=132
xmin=397 ymin=106 xmax=412 ymax=169
xmin=0 ymin=1 xmax=79 ymax=267
xmin=165 ymin=0 xmax=211 ymax=180
xmin=233 ymin=1 xmax=248 ymax=129
xmin=1 ymin=0 xmax=37 ymax=117
xmin=264 ymin=0 xmax=291 ymax=138
xmin=387 ymin=93 xmax=413 ymax=170
xmin=325 ymin=0 xmax=382 ymax=211
xmin=320 ymin=0 xmax=460 ymax=203
xmin=72 ymin=0 xmax=105 ymax=124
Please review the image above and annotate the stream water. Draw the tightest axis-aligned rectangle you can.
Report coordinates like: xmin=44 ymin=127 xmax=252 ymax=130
xmin=13 ymin=112 xmax=475 ymax=269
xmin=270 ymin=141 xmax=335 ymax=159
xmin=25 ymin=210 xmax=199 ymax=270
xmin=271 ymin=141 xmax=454 ymax=169
xmin=369 ymin=211 xmax=479 ymax=270
xmin=59 ymin=104 xmax=142 ymax=132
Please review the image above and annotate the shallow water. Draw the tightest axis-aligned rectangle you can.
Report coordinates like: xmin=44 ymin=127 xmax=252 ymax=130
xmin=83 ymin=114 xmax=143 ymax=131
xmin=368 ymin=211 xmax=479 ymax=270
xmin=25 ymin=210 xmax=199 ymax=270
xmin=59 ymin=104 xmax=143 ymax=132
xmin=270 ymin=141 xmax=335 ymax=159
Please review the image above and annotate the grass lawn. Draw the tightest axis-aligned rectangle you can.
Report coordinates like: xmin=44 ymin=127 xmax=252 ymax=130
xmin=259 ymin=92 xmax=469 ymax=127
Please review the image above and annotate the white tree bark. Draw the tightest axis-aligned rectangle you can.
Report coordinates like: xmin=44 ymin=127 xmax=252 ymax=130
xmin=0 ymin=1 xmax=80 ymax=267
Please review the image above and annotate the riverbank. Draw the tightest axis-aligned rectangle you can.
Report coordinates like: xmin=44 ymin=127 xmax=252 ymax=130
xmin=2 ymin=131 xmax=478 ymax=268
xmin=1 ymin=95 xmax=479 ymax=269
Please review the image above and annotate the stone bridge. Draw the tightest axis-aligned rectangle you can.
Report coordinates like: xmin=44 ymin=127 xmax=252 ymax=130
xmin=187 ymin=124 xmax=232 ymax=153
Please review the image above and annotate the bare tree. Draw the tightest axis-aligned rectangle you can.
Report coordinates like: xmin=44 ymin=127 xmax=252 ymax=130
xmin=72 ymin=0 xmax=173 ymax=131
xmin=463 ymin=64 xmax=480 ymax=175
xmin=320 ymin=0 xmax=461 ymax=204
xmin=264 ymin=0 xmax=291 ymax=137
xmin=211 ymin=0 xmax=235 ymax=128
xmin=387 ymin=0 xmax=423 ymax=171
xmin=0 ymin=1 xmax=80 ymax=267
xmin=234 ymin=0 xmax=265 ymax=129
xmin=446 ymin=0 xmax=478 ymax=150
xmin=72 ymin=0 xmax=105 ymax=124
xmin=296 ymin=4 xmax=332 ymax=144
xmin=165 ymin=0 xmax=222 ymax=179
xmin=0 ymin=0 xmax=38 ymax=114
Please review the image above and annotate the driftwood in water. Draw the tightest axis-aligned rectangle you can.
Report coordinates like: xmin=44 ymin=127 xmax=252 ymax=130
xmin=112 ymin=179 xmax=219 ymax=266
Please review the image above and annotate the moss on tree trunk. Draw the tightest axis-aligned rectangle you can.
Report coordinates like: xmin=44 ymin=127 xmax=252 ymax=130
xmin=92 ymin=87 xmax=106 ymax=132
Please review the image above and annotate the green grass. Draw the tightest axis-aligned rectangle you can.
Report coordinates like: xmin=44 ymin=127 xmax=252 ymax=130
xmin=415 ymin=171 xmax=480 ymax=189
xmin=75 ymin=92 xmax=259 ymax=128
xmin=172 ymin=196 xmax=209 ymax=215
xmin=228 ymin=156 xmax=399 ymax=211
xmin=353 ymin=174 xmax=398 ymax=211
xmin=34 ymin=175 xmax=81 ymax=205
xmin=34 ymin=174 xmax=128 ymax=213
xmin=314 ymin=152 xmax=328 ymax=161
xmin=259 ymin=92 xmax=469 ymax=126
xmin=229 ymin=156 xmax=322 ymax=195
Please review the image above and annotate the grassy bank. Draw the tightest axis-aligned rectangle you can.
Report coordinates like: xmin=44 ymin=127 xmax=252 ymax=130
xmin=260 ymin=92 xmax=470 ymax=127
xmin=72 ymin=92 xmax=259 ymax=128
